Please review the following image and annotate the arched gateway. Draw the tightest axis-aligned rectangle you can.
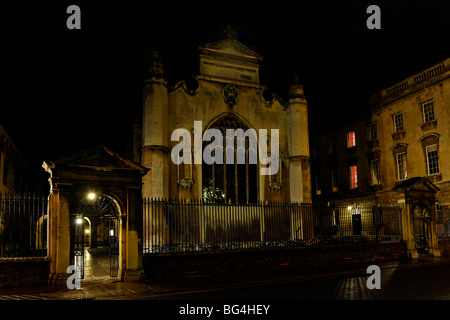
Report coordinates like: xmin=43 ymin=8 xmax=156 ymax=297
xmin=42 ymin=146 xmax=148 ymax=284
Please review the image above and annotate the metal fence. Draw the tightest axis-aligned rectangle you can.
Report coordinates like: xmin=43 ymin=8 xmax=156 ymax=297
xmin=0 ymin=193 xmax=48 ymax=258
xmin=143 ymin=199 xmax=403 ymax=254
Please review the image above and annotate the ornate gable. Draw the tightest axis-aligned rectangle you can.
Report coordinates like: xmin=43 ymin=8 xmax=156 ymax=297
xmin=44 ymin=145 xmax=148 ymax=174
xmin=198 ymin=38 xmax=263 ymax=85
xmin=199 ymin=39 xmax=263 ymax=61
xmin=392 ymin=176 xmax=439 ymax=193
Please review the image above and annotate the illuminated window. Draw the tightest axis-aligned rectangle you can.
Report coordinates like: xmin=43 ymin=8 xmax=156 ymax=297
xmin=426 ymin=144 xmax=439 ymax=175
xmin=349 ymin=165 xmax=358 ymax=189
xmin=422 ymin=101 xmax=435 ymax=123
xmin=393 ymin=113 xmax=404 ymax=132
xmin=347 ymin=131 xmax=356 ymax=148
xmin=396 ymin=152 xmax=407 ymax=180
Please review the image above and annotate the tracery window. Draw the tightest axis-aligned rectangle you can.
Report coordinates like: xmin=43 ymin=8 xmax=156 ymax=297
xmin=202 ymin=115 xmax=258 ymax=203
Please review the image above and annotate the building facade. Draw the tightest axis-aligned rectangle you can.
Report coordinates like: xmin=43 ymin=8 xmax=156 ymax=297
xmin=135 ymin=34 xmax=312 ymax=204
xmin=311 ymin=57 xmax=450 ymax=257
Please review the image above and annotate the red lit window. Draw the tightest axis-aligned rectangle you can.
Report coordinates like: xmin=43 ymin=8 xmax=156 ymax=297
xmin=347 ymin=131 xmax=356 ymax=148
xmin=349 ymin=165 xmax=358 ymax=189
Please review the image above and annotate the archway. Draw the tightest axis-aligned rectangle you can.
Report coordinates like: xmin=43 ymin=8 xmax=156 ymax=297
xmin=43 ymin=146 xmax=149 ymax=285
xmin=70 ymin=193 xmax=121 ymax=280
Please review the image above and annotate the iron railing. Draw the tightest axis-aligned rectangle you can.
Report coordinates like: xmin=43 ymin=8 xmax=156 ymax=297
xmin=0 ymin=193 xmax=48 ymax=258
xmin=143 ymin=199 xmax=403 ymax=254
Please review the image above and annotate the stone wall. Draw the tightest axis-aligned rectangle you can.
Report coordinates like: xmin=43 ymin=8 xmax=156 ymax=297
xmin=438 ymin=238 xmax=450 ymax=256
xmin=0 ymin=258 xmax=50 ymax=289
xmin=143 ymin=241 xmax=407 ymax=279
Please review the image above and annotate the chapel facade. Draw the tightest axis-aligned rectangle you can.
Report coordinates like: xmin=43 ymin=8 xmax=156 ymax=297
xmin=135 ymin=33 xmax=312 ymax=204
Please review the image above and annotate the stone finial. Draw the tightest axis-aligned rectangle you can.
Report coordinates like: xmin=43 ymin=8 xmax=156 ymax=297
xmin=148 ymin=50 xmax=164 ymax=79
xmin=289 ymin=74 xmax=305 ymax=100
xmin=224 ymin=25 xmax=236 ymax=39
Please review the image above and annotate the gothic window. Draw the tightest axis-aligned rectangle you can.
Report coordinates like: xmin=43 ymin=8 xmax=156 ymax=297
xmin=202 ymin=115 xmax=258 ymax=204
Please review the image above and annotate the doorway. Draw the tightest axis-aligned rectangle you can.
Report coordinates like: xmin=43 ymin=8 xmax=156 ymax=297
xmin=413 ymin=204 xmax=431 ymax=253
xmin=71 ymin=193 xmax=121 ymax=280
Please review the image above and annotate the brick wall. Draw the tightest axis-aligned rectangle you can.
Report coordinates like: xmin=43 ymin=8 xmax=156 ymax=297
xmin=0 ymin=258 xmax=50 ymax=289
xmin=143 ymin=241 xmax=407 ymax=279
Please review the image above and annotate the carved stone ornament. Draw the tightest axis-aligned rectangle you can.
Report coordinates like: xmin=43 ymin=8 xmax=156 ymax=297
xmin=223 ymin=83 xmax=238 ymax=106
xmin=177 ymin=178 xmax=194 ymax=189
xmin=269 ymin=181 xmax=283 ymax=191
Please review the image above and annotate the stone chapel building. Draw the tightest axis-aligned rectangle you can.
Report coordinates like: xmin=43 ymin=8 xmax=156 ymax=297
xmin=134 ymin=33 xmax=312 ymax=203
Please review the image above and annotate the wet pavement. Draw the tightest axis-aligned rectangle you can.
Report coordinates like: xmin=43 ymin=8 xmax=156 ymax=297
xmin=1 ymin=250 xmax=450 ymax=301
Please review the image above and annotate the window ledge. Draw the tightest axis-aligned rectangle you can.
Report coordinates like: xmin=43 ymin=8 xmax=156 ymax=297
xmin=427 ymin=173 xmax=442 ymax=183
xmin=367 ymin=139 xmax=379 ymax=149
xmin=421 ymin=119 xmax=437 ymax=131
xmin=392 ymin=130 xmax=406 ymax=141
xmin=369 ymin=184 xmax=384 ymax=192
xmin=346 ymin=146 xmax=357 ymax=154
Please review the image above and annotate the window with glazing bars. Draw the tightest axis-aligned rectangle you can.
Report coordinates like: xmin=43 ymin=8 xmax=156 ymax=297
xmin=393 ymin=113 xmax=404 ymax=132
xmin=426 ymin=144 xmax=439 ymax=175
xmin=396 ymin=152 xmax=407 ymax=180
xmin=370 ymin=159 xmax=381 ymax=185
xmin=349 ymin=165 xmax=358 ymax=189
xmin=347 ymin=131 xmax=356 ymax=148
xmin=369 ymin=122 xmax=377 ymax=140
xmin=422 ymin=101 xmax=435 ymax=123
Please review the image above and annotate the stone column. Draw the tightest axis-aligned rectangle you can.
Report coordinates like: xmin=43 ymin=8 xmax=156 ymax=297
xmin=287 ymin=76 xmax=310 ymax=203
xmin=48 ymin=187 xmax=72 ymax=286
xmin=142 ymin=51 xmax=169 ymax=200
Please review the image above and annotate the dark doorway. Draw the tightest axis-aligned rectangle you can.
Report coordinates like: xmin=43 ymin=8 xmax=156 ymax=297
xmin=352 ymin=214 xmax=362 ymax=236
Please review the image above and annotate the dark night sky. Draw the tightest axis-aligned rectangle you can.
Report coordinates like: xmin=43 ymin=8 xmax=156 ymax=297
xmin=1 ymin=0 xmax=449 ymax=185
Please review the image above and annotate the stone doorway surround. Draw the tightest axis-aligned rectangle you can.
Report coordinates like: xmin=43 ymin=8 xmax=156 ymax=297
xmin=393 ymin=177 xmax=440 ymax=258
xmin=42 ymin=146 xmax=149 ymax=286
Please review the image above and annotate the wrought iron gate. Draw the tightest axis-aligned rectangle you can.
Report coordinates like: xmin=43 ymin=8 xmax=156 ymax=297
xmin=413 ymin=205 xmax=430 ymax=253
xmin=74 ymin=216 xmax=85 ymax=279
xmin=108 ymin=217 xmax=119 ymax=277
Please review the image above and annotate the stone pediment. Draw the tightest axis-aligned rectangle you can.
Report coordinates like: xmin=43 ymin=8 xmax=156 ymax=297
xmin=44 ymin=145 xmax=148 ymax=174
xmin=392 ymin=176 xmax=439 ymax=193
xmin=198 ymin=39 xmax=262 ymax=85
xmin=199 ymin=39 xmax=263 ymax=62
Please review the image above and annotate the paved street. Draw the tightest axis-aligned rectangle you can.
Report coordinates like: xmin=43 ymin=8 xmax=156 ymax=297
xmin=2 ymin=256 xmax=450 ymax=302
xmin=145 ymin=261 xmax=450 ymax=300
